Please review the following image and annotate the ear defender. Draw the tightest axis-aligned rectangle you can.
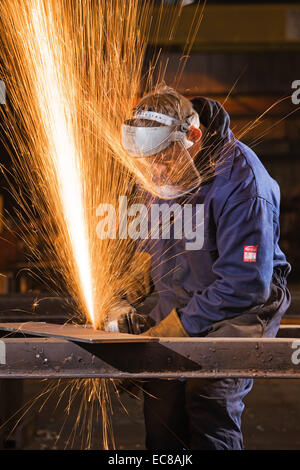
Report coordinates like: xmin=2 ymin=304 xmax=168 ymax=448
xmin=188 ymin=125 xmax=202 ymax=142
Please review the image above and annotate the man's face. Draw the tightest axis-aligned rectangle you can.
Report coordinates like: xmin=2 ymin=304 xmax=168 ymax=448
xmin=121 ymin=110 xmax=203 ymax=198
xmin=145 ymin=143 xmax=179 ymax=185
xmin=139 ymin=139 xmax=202 ymax=189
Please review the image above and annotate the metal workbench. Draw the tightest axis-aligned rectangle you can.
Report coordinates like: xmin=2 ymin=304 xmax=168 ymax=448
xmin=0 ymin=322 xmax=299 ymax=379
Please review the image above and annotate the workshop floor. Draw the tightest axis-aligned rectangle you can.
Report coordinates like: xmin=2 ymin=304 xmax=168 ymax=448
xmin=11 ymin=378 xmax=300 ymax=450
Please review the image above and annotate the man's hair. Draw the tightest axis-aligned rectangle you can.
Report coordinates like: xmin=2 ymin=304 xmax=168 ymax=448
xmin=132 ymin=84 xmax=197 ymax=127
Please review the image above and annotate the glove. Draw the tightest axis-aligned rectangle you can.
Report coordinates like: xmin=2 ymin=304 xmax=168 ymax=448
xmin=141 ymin=308 xmax=189 ymax=337
xmin=104 ymin=299 xmax=155 ymax=334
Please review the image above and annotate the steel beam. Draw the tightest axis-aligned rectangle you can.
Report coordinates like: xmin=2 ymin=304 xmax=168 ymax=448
xmin=0 ymin=336 xmax=300 ymax=379
xmin=0 ymin=322 xmax=157 ymax=343
xmin=1 ymin=321 xmax=298 ymax=342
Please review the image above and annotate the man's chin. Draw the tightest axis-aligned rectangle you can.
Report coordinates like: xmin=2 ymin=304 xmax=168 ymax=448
xmin=152 ymin=184 xmax=185 ymax=199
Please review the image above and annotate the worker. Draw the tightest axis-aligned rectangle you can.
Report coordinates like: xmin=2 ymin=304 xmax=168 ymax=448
xmin=105 ymin=85 xmax=291 ymax=450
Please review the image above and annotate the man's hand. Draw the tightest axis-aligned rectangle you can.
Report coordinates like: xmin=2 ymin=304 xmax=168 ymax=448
xmin=104 ymin=299 xmax=155 ymax=334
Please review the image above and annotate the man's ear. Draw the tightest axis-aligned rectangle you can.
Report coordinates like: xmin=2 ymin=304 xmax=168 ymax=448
xmin=187 ymin=126 xmax=202 ymax=143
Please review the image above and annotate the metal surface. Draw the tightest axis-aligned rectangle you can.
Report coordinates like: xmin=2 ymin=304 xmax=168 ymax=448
xmin=0 ymin=322 xmax=158 ymax=344
xmin=0 ymin=333 xmax=300 ymax=378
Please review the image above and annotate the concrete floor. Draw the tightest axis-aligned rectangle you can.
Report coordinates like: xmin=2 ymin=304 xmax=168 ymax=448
xmin=10 ymin=378 xmax=300 ymax=450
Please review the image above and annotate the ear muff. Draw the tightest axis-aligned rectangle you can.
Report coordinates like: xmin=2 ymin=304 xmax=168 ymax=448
xmin=187 ymin=125 xmax=202 ymax=142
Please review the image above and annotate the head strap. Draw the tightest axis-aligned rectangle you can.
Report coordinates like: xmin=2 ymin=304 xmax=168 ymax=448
xmin=133 ymin=110 xmax=187 ymax=128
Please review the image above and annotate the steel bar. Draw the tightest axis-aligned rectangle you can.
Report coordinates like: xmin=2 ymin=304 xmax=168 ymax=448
xmin=0 ymin=321 xmax=298 ymax=341
xmin=0 ymin=336 xmax=300 ymax=378
xmin=0 ymin=322 xmax=158 ymax=343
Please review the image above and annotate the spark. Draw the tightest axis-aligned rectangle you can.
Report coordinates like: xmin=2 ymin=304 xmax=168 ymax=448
xmin=0 ymin=0 xmax=215 ymax=450
xmin=0 ymin=0 xmax=152 ymax=328
xmin=30 ymin=0 xmax=94 ymax=324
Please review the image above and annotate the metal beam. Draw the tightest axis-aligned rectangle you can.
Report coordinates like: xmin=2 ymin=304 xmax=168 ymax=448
xmin=0 ymin=322 xmax=157 ymax=343
xmin=0 ymin=320 xmax=298 ymax=340
xmin=0 ymin=336 xmax=300 ymax=379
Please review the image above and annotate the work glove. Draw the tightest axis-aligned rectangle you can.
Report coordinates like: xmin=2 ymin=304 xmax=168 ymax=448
xmin=141 ymin=308 xmax=189 ymax=338
xmin=104 ymin=299 xmax=155 ymax=334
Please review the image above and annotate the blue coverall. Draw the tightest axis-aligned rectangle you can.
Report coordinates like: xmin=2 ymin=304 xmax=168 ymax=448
xmin=142 ymin=97 xmax=291 ymax=450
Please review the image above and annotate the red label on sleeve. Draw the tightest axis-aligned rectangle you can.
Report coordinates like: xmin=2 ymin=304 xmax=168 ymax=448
xmin=243 ymin=245 xmax=258 ymax=262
